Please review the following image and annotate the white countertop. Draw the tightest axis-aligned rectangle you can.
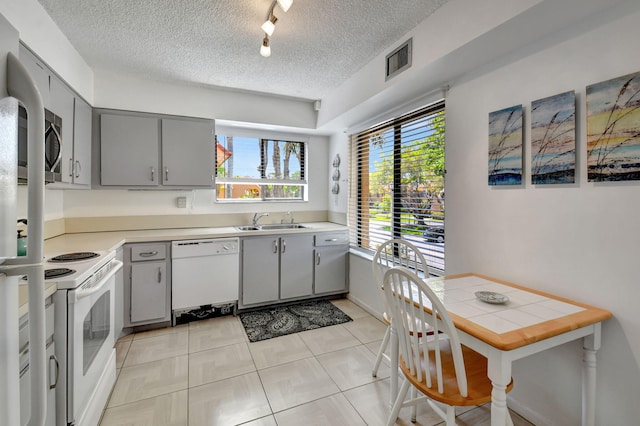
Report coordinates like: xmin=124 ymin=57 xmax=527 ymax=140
xmin=43 ymin=221 xmax=348 ymax=254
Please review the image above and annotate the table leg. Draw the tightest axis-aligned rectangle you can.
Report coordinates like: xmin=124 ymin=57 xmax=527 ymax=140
xmin=487 ymin=353 xmax=511 ymax=426
xmin=390 ymin=324 xmax=399 ymax=408
xmin=582 ymin=323 xmax=601 ymax=426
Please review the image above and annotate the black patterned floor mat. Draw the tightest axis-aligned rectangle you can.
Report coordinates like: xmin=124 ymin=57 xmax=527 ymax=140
xmin=239 ymin=300 xmax=352 ymax=342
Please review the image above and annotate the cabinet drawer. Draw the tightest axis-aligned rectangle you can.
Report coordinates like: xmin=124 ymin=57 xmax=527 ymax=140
xmin=314 ymin=232 xmax=349 ymax=246
xmin=19 ymin=298 xmax=55 ymax=355
xmin=131 ymin=243 xmax=167 ymax=261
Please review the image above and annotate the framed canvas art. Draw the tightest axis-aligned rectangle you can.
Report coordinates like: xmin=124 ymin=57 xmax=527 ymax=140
xmin=488 ymin=105 xmax=523 ymax=185
xmin=586 ymin=71 xmax=640 ymax=182
xmin=531 ymin=91 xmax=576 ymax=184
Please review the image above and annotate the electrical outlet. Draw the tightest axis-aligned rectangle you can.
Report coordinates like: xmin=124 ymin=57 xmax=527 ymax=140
xmin=176 ymin=196 xmax=187 ymax=208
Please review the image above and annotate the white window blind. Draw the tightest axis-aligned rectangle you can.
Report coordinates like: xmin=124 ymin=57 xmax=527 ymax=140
xmin=349 ymin=100 xmax=445 ymax=272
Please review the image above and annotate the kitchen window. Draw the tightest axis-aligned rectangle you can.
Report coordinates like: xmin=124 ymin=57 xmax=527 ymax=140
xmin=215 ymin=134 xmax=307 ymax=202
xmin=349 ymin=100 xmax=445 ymax=273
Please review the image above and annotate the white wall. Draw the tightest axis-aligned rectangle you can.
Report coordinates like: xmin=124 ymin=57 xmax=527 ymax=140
xmin=340 ymin=1 xmax=640 ymax=424
xmin=445 ymin=5 xmax=640 ymax=425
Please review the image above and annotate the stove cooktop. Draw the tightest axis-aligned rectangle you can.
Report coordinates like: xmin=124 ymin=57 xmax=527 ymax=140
xmin=44 ymin=268 xmax=76 ymax=279
xmin=48 ymin=252 xmax=100 ymax=262
xmin=44 ymin=250 xmax=115 ymax=289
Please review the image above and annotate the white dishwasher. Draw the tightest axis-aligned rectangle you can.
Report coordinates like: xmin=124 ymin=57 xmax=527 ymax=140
xmin=171 ymin=238 xmax=239 ymax=321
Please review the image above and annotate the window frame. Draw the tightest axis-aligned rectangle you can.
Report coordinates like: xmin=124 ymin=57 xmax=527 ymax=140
xmin=214 ymin=127 xmax=309 ymax=203
xmin=349 ymin=100 xmax=446 ymax=274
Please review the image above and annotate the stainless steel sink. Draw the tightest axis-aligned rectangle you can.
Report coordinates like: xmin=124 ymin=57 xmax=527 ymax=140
xmin=260 ymin=224 xmax=306 ymax=230
xmin=234 ymin=224 xmax=306 ymax=231
xmin=235 ymin=225 xmax=262 ymax=231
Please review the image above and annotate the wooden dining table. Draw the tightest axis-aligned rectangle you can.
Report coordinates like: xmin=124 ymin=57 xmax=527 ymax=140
xmin=388 ymin=272 xmax=612 ymax=426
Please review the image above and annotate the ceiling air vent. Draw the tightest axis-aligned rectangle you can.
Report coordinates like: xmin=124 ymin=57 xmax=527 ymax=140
xmin=386 ymin=38 xmax=412 ymax=81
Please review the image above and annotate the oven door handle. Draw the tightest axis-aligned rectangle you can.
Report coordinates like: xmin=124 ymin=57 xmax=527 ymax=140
xmin=70 ymin=260 xmax=123 ymax=303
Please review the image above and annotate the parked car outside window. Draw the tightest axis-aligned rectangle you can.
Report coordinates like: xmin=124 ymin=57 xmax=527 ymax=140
xmin=423 ymin=225 xmax=444 ymax=243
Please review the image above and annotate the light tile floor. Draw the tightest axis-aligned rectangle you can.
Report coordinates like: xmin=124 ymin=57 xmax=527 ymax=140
xmin=99 ymin=299 xmax=534 ymax=426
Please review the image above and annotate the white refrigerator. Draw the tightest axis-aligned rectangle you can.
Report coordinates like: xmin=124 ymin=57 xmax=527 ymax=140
xmin=0 ymin=14 xmax=48 ymax=426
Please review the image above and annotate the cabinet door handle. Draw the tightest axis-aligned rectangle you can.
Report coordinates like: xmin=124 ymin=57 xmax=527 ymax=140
xmin=150 ymin=166 xmax=155 ymax=181
xmin=273 ymin=240 xmax=278 ymax=254
xmin=75 ymin=160 xmax=81 ymax=178
xmin=69 ymin=158 xmax=74 ymax=177
xmin=281 ymin=240 xmax=286 ymax=253
xmin=49 ymin=354 xmax=59 ymax=389
xmin=157 ymin=268 xmax=162 ymax=283
xmin=139 ymin=251 xmax=158 ymax=257
xmin=165 ymin=167 xmax=169 ymax=181
xmin=316 ymin=253 xmax=321 ymax=265
xmin=325 ymin=238 xmax=338 ymax=242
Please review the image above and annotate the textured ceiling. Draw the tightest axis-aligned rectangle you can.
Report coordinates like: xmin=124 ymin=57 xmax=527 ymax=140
xmin=38 ymin=0 xmax=447 ymax=101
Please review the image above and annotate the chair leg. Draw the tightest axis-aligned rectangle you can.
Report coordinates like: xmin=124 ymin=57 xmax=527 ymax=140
xmin=372 ymin=324 xmax=391 ymax=377
xmin=506 ymin=409 xmax=514 ymax=426
xmin=386 ymin=379 xmax=410 ymax=426
xmin=445 ymin=405 xmax=456 ymax=426
xmin=410 ymin=386 xmax=417 ymax=423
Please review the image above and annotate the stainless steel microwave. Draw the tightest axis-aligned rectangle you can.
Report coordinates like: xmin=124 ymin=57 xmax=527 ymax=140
xmin=18 ymin=105 xmax=62 ymax=183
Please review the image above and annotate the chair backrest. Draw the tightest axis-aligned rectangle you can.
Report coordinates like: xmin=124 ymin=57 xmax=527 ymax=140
xmin=383 ymin=266 xmax=468 ymax=397
xmin=372 ymin=239 xmax=429 ymax=288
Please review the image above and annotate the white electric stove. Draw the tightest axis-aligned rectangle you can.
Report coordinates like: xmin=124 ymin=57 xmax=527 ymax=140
xmin=48 ymin=250 xmax=122 ymax=426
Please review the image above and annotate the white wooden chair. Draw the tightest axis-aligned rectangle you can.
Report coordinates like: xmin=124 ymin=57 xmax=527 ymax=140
xmin=383 ymin=266 xmax=514 ymax=426
xmin=371 ymin=239 xmax=431 ymax=378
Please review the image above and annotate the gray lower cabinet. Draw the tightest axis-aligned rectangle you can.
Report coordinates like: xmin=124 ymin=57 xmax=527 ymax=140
xmin=280 ymin=234 xmax=315 ymax=299
xmin=124 ymin=242 xmax=172 ymax=327
xmin=240 ymin=234 xmax=314 ymax=308
xmin=241 ymin=236 xmax=279 ymax=306
xmin=314 ymin=231 xmax=349 ymax=295
xmin=99 ymin=111 xmax=215 ymax=188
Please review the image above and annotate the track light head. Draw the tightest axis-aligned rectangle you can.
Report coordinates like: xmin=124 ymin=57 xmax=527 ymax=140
xmin=261 ymin=14 xmax=277 ymax=36
xmin=260 ymin=36 xmax=271 ymax=57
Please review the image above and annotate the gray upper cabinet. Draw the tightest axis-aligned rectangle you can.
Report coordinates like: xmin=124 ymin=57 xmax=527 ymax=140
xmin=21 ymin=43 xmax=93 ymax=188
xmin=99 ymin=111 xmax=215 ymax=188
xmin=49 ymin=76 xmax=75 ymax=182
xmin=71 ymin=98 xmax=92 ymax=185
xmin=100 ymin=114 xmax=159 ymax=186
xmin=18 ymin=45 xmax=51 ymax=108
xmin=161 ymin=118 xmax=215 ymax=186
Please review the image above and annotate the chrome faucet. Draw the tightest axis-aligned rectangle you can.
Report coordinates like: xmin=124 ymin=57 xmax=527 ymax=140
xmin=281 ymin=211 xmax=294 ymax=224
xmin=252 ymin=212 xmax=269 ymax=226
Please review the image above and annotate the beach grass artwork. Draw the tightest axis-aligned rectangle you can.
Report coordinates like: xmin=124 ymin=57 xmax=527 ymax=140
xmin=586 ymin=71 xmax=640 ymax=182
xmin=531 ymin=91 xmax=576 ymax=184
xmin=488 ymin=105 xmax=523 ymax=185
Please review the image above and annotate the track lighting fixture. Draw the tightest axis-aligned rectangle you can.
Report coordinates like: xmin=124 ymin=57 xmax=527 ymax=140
xmin=260 ymin=36 xmax=271 ymax=58
xmin=261 ymin=13 xmax=277 ymax=36
xmin=277 ymin=0 xmax=293 ymax=13
xmin=259 ymin=0 xmax=293 ymax=57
